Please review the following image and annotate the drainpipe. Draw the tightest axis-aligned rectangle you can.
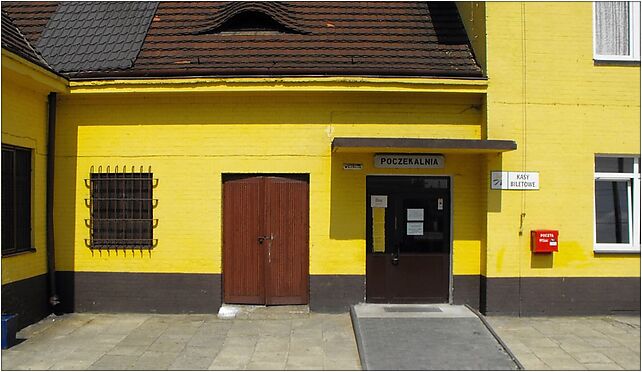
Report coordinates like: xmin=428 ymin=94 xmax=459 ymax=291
xmin=46 ymin=92 xmax=60 ymax=308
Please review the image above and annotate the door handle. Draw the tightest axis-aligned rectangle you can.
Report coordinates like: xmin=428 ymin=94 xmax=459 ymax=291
xmin=267 ymin=233 xmax=273 ymax=263
xmin=258 ymin=236 xmax=270 ymax=244
xmin=392 ymin=244 xmax=400 ymax=265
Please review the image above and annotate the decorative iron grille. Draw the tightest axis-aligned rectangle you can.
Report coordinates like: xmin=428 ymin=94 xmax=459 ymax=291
xmin=85 ymin=166 xmax=157 ymax=249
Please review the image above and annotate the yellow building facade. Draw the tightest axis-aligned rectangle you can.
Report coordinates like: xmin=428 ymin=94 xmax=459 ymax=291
xmin=2 ymin=2 xmax=639 ymax=327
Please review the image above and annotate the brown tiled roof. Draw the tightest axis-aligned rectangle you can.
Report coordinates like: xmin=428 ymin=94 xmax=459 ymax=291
xmin=1 ymin=10 xmax=51 ymax=70
xmin=2 ymin=2 xmax=58 ymax=46
xmin=123 ymin=1 xmax=483 ymax=78
xmin=3 ymin=1 xmax=483 ymax=79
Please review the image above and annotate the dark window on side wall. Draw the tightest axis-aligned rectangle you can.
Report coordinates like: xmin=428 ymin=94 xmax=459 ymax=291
xmin=2 ymin=145 xmax=32 ymax=255
xmin=89 ymin=172 xmax=154 ymax=248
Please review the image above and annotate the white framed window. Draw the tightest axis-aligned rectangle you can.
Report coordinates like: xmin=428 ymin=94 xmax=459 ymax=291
xmin=594 ymin=156 xmax=641 ymax=253
xmin=593 ymin=2 xmax=641 ymax=61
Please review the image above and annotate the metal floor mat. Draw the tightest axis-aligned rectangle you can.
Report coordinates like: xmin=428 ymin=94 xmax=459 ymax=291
xmin=384 ymin=306 xmax=442 ymax=313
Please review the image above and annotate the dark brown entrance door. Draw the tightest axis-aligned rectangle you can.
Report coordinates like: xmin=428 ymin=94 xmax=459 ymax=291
xmin=223 ymin=175 xmax=309 ymax=305
xmin=366 ymin=176 xmax=451 ymax=303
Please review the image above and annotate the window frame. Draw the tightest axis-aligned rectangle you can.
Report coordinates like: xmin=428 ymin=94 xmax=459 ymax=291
xmin=593 ymin=1 xmax=641 ymax=62
xmin=88 ymin=171 xmax=156 ymax=249
xmin=2 ymin=144 xmax=35 ymax=257
xmin=593 ymin=155 xmax=641 ymax=253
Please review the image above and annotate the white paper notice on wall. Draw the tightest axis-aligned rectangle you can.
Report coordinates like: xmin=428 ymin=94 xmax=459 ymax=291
xmin=407 ymin=209 xmax=424 ymax=221
xmin=371 ymin=195 xmax=388 ymax=208
xmin=407 ymin=222 xmax=424 ymax=236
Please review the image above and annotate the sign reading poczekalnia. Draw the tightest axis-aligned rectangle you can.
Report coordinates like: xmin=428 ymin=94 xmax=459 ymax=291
xmin=375 ymin=154 xmax=444 ymax=169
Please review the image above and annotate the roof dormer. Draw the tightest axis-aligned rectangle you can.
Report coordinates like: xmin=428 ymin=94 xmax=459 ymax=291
xmin=195 ymin=2 xmax=308 ymax=35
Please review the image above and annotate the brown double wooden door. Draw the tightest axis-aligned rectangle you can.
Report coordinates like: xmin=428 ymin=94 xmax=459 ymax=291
xmin=223 ymin=175 xmax=309 ymax=305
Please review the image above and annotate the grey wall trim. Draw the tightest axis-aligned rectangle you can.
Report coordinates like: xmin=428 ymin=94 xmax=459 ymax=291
xmin=482 ymin=276 xmax=641 ymax=316
xmin=1 ymin=273 xmax=50 ymax=330
xmin=310 ymin=275 xmax=365 ymax=313
xmin=56 ymin=271 xmax=221 ymax=314
xmin=452 ymin=275 xmax=480 ymax=310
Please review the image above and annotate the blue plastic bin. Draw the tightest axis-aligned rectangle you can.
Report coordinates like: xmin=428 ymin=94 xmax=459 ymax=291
xmin=1 ymin=314 xmax=18 ymax=349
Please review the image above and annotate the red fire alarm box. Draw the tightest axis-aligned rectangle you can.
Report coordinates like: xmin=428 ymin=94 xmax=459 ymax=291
xmin=531 ymin=230 xmax=559 ymax=253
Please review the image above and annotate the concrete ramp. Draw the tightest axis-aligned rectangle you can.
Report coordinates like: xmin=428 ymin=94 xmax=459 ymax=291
xmin=351 ymin=304 xmax=520 ymax=370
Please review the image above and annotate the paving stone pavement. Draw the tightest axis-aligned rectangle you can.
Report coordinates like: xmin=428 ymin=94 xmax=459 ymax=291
xmin=0 ymin=310 xmax=361 ymax=370
xmin=487 ymin=315 xmax=641 ymax=370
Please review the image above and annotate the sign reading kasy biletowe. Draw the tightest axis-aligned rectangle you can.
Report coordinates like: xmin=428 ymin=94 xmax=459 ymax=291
xmin=374 ymin=154 xmax=444 ymax=169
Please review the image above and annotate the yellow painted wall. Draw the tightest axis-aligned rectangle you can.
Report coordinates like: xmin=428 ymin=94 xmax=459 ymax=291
xmin=330 ymin=152 xmax=483 ymax=276
xmin=54 ymin=91 xmax=484 ymax=276
xmin=1 ymin=60 xmax=50 ymax=284
xmin=457 ymin=2 xmax=487 ymax=75
xmin=484 ymin=2 xmax=640 ymax=278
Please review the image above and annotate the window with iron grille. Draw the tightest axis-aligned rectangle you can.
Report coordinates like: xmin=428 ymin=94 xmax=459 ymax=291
xmin=89 ymin=172 xmax=154 ymax=249
xmin=2 ymin=144 xmax=33 ymax=256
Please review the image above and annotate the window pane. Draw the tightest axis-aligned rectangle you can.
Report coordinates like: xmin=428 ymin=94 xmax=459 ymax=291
xmin=595 ymin=2 xmax=630 ymax=56
xmin=14 ymin=149 xmax=31 ymax=249
xmin=595 ymin=157 xmax=634 ymax=173
xmin=595 ymin=180 xmax=630 ymax=243
xmin=2 ymin=149 xmax=15 ymax=252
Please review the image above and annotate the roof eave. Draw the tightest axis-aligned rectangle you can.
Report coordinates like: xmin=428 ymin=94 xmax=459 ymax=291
xmin=67 ymin=75 xmax=487 ymax=95
xmin=2 ymin=49 xmax=69 ymax=92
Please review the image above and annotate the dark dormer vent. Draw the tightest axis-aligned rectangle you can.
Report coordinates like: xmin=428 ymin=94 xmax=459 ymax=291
xmin=195 ymin=2 xmax=308 ymax=35
xmin=218 ymin=11 xmax=292 ymax=34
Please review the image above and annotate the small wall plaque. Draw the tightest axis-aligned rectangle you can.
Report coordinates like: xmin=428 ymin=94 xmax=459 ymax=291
xmin=343 ymin=163 xmax=363 ymax=170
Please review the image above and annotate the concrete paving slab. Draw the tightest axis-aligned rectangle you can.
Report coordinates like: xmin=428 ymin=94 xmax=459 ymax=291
xmin=129 ymin=351 xmax=180 ymax=370
xmin=285 ymin=355 xmax=324 ymax=370
xmin=352 ymin=304 xmax=519 ymax=370
xmin=74 ymin=341 xmax=121 ymax=353
xmin=49 ymin=351 xmax=104 ymax=370
xmin=246 ymin=361 xmax=287 ymax=370
xmin=147 ymin=338 xmax=189 ymax=353
xmin=487 ymin=315 xmax=641 ymax=370
xmin=569 ymin=351 xmax=613 ymax=364
xmin=514 ymin=353 xmax=549 ymax=370
xmin=2 ymin=310 xmax=359 ymax=371
xmin=288 ymin=344 xmax=324 ymax=357
xmin=323 ymin=357 xmax=362 ymax=371
xmin=584 ymin=362 xmax=624 ymax=370
xmin=180 ymin=344 xmax=222 ymax=359
xmin=88 ymin=354 xmax=139 ymax=370
xmin=168 ymin=354 xmax=215 ymax=370
xmin=106 ymin=344 xmax=148 ymax=356
xmin=208 ymin=354 xmax=249 ymax=370
xmin=254 ymin=336 xmax=290 ymax=352
xmin=251 ymin=351 xmax=288 ymax=364
xmin=600 ymin=348 xmax=642 ymax=370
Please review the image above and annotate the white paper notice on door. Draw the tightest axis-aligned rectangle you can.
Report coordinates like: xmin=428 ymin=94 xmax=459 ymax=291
xmin=407 ymin=208 xmax=424 ymax=221
xmin=371 ymin=195 xmax=388 ymax=208
xmin=407 ymin=222 xmax=424 ymax=236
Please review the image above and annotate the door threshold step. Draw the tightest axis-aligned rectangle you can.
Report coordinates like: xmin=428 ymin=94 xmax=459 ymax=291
xmin=218 ymin=304 xmax=310 ymax=320
xmin=353 ymin=303 xmax=477 ymax=318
